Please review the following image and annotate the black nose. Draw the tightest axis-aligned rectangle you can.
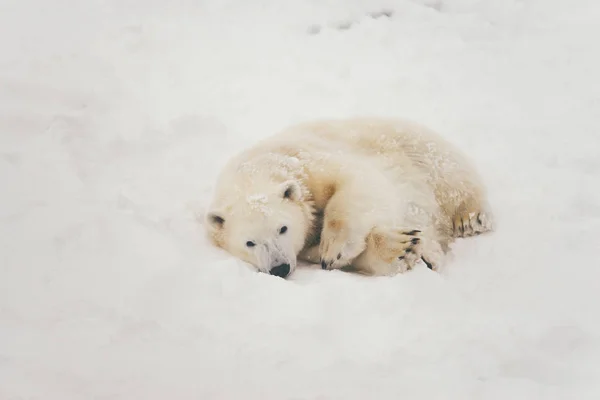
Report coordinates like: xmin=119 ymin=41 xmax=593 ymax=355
xmin=269 ymin=263 xmax=290 ymax=278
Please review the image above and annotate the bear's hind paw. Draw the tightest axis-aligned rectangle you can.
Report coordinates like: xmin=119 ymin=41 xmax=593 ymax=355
xmin=453 ymin=211 xmax=493 ymax=238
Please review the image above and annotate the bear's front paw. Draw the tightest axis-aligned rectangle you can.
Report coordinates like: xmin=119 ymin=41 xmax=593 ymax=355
xmin=319 ymin=222 xmax=367 ymax=271
xmin=368 ymin=227 xmax=425 ymax=273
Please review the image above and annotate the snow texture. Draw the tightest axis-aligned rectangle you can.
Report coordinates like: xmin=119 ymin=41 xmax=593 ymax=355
xmin=1 ymin=0 xmax=600 ymax=398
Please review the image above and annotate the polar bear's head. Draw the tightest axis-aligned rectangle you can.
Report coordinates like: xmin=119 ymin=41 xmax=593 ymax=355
xmin=205 ymin=179 xmax=312 ymax=278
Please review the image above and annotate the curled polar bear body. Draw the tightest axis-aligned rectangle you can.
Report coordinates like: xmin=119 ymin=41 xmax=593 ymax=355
xmin=205 ymin=117 xmax=493 ymax=278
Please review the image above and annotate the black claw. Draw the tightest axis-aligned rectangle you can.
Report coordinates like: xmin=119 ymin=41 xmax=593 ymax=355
xmin=398 ymin=256 xmax=405 ymax=260
xmin=321 ymin=260 xmax=327 ymax=270
xmin=477 ymin=213 xmax=482 ymax=225
xmin=406 ymin=230 xmax=421 ymax=235
xmin=422 ymin=257 xmax=433 ymax=270
xmin=337 ymin=253 xmax=341 ymax=260
xmin=411 ymin=237 xmax=420 ymax=244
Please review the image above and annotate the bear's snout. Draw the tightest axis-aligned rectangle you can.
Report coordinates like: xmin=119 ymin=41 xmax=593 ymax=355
xmin=269 ymin=263 xmax=290 ymax=278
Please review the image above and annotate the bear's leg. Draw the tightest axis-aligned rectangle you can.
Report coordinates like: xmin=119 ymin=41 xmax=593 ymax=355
xmin=318 ymin=190 xmax=376 ymax=270
xmin=318 ymin=164 xmax=416 ymax=271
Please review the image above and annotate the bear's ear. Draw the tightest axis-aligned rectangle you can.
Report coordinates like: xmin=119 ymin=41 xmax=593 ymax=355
xmin=206 ymin=210 xmax=226 ymax=231
xmin=280 ymin=180 xmax=302 ymax=202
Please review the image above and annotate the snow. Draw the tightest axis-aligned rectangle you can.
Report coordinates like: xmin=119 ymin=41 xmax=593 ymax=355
xmin=1 ymin=0 xmax=600 ymax=398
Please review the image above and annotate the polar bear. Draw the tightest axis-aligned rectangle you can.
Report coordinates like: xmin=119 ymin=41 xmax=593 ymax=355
xmin=205 ymin=117 xmax=493 ymax=278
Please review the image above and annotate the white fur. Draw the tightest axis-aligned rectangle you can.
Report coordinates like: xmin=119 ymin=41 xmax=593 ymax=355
xmin=205 ymin=117 xmax=493 ymax=277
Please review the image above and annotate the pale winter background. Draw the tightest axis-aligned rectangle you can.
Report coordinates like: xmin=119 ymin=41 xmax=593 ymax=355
xmin=1 ymin=0 xmax=599 ymax=398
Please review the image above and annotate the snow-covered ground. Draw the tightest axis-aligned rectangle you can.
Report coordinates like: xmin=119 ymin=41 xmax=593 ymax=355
xmin=1 ymin=0 xmax=599 ymax=398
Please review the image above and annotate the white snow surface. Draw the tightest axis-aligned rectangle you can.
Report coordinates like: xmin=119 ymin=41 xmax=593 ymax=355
xmin=1 ymin=0 xmax=600 ymax=398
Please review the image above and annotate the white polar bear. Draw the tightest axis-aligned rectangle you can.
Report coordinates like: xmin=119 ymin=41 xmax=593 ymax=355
xmin=205 ymin=117 xmax=493 ymax=278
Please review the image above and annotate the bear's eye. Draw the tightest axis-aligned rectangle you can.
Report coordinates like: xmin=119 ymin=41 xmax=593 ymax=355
xmin=246 ymin=241 xmax=256 ymax=248
xmin=279 ymin=226 xmax=288 ymax=235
